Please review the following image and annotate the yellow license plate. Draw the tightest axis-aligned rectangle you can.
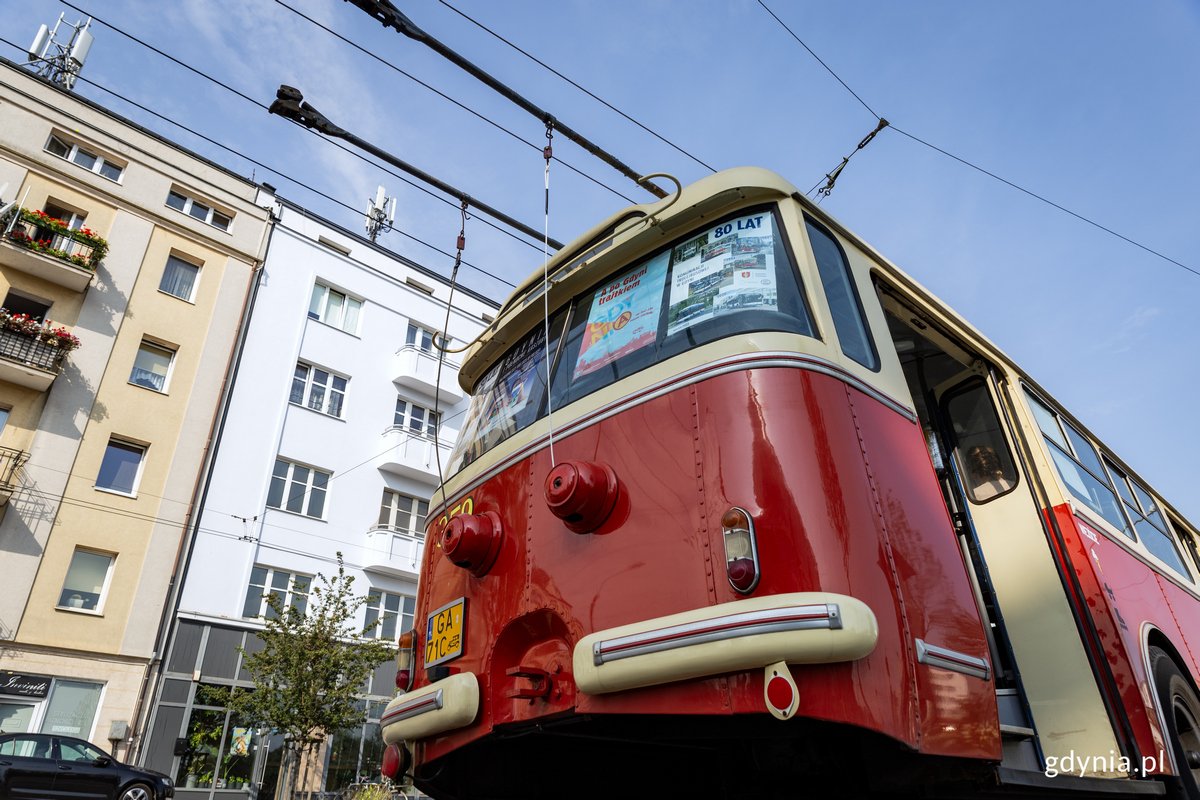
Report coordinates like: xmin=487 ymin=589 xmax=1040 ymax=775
xmin=424 ymin=597 xmax=466 ymax=667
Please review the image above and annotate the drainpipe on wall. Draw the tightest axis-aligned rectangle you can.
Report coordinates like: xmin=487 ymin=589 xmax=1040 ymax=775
xmin=128 ymin=186 xmax=280 ymax=764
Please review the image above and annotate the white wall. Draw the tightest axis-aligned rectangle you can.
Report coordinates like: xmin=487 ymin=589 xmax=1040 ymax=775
xmin=177 ymin=203 xmax=495 ymax=632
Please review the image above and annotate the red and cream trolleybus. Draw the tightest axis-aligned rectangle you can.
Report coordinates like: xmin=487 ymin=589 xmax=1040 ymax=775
xmin=379 ymin=168 xmax=1200 ymax=799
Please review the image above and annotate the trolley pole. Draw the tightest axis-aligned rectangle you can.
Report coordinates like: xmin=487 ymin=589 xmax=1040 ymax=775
xmin=343 ymin=0 xmax=668 ymax=200
xmin=269 ymin=85 xmax=564 ymax=250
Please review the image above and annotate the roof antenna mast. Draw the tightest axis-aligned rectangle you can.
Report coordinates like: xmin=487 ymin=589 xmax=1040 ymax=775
xmin=365 ymin=185 xmax=397 ymax=243
xmin=25 ymin=13 xmax=94 ymax=90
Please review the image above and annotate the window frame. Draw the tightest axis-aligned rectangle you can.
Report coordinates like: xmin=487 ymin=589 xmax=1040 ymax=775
xmin=405 ymin=322 xmax=438 ymax=353
xmin=129 ymin=339 xmax=176 ymax=393
xmin=165 ymin=188 xmax=233 ymax=232
xmin=266 ymin=458 xmax=331 ymax=519
xmin=290 ymin=362 xmax=348 ymax=419
xmin=241 ymin=565 xmax=312 ymax=619
xmin=308 ymin=282 xmax=363 ymax=335
xmin=377 ymin=489 xmax=429 ymax=538
xmin=95 ymin=438 xmax=146 ymax=497
xmin=394 ymin=397 xmax=439 ymax=438
xmin=56 ymin=547 xmax=116 ymax=614
xmin=45 ymin=133 xmax=125 ymax=183
xmin=363 ymin=590 xmax=415 ymax=641
xmin=158 ymin=254 xmax=202 ymax=303
xmin=803 ymin=215 xmax=880 ymax=371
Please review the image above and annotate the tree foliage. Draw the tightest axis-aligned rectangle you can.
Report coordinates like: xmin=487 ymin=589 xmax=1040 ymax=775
xmin=227 ymin=555 xmax=393 ymax=792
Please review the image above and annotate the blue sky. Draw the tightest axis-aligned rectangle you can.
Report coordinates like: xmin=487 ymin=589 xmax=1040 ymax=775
xmin=3 ymin=1 xmax=1198 ymax=522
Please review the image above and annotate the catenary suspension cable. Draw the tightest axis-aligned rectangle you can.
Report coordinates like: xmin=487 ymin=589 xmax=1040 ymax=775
xmin=431 ymin=201 xmax=469 ymax=517
xmin=756 ymin=1 xmax=1199 ymax=279
xmin=0 ymin=35 xmax=517 ymax=289
xmin=49 ymin=3 xmax=556 ymax=255
xmin=271 ymin=0 xmax=636 ymax=205
xmin=435 ymin=0 xmax=717 ymax=174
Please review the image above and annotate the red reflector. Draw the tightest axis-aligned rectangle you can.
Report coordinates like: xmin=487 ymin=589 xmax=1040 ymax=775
xmin=766 ymin=675 xmax=794 ymax=710
xmin=395 ymin=669 xmax=411 ymax=690
xmin=381 ymin=743 xmax=404 ymax=780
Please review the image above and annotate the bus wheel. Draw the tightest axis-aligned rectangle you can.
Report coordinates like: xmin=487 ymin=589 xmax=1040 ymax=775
xmin=1152 ymin=646 xmax=1200 ymax=799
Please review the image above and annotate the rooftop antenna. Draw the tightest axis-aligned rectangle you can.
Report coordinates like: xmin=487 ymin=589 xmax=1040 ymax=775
xmin=25 ymin=13 xmax=94 ymax=91
xmin=364 ymin=185 xmax=396 ymax=243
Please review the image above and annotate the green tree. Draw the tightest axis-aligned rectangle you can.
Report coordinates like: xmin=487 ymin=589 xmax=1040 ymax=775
xmin=228 ymin=555 xmax=394 ymax=799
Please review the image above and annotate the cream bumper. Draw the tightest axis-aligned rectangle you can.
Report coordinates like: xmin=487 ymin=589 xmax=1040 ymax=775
xmin=573 ymin=592 xmax=878 ymax=694
xmin=380 ymin=672 xmax=479 ymax=745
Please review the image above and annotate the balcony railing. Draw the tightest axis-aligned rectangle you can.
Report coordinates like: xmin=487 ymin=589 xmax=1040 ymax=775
xmin=3 ymin=209 xmax=107 ymax=270
xmin=363 ymin=526 xmax=424 ymax=578
xmin=0 ymin=446 xmax=29 ymax=505
xmin=372 ymin=426 xmax=452 ymax=484
xmin=0 ymin=327 xmax=70 ymax=373
xmin=393 ymin=346 xmax=462 ymax=403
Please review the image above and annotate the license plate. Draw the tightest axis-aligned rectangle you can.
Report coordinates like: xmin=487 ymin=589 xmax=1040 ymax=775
xmin=424 ymin=597 xmax=466 ymax=667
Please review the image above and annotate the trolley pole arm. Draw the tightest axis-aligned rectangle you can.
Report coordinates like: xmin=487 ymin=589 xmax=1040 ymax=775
xmin=269 ymin=86 xmax=563 ymax=249
xmin=342 ymin=0 xmax=668 ymax=200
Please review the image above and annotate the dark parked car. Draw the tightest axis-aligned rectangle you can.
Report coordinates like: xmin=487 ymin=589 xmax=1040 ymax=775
xmin=0 ymin=732 xmax=174 ymax=799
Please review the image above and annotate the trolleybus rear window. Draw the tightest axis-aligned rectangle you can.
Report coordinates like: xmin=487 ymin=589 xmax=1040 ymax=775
xmin=448 ymin=207 xmax=813 ymax=475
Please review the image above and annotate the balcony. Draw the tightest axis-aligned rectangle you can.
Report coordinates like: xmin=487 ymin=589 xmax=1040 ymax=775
xmin=393 ymin=346 xmax=463 ymax=403
xmin=1 ymin=209 xmax=107 ymax=292
xmin=363 ymin=526 xmax=424 ymax=578
xmin=373 ymin=426 xmax=451 ymax=484
xmin=0 ymin=446 xmax=29 ymax=506
xmin=0 ymin=323 xmax=78 ymax=391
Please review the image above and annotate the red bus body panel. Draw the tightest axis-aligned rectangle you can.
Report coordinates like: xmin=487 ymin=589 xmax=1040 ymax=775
xmin=1051 ymin=505 xmax=1200 ymax=775
xmin=416 ymin=367 xmax=1000 ymax=764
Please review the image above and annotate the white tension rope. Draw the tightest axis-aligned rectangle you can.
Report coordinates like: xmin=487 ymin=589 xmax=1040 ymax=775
xmin=542 ymin=120 xmax=557 ymax=468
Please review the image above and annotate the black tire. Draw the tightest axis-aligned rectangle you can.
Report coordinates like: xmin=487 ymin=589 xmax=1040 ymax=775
xmin=1152 ymin=646 xmax=1200 ymax=800
xmin=119 ymin=782 xmax=153 ymax=800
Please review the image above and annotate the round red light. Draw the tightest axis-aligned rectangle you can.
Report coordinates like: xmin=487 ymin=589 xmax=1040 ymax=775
xmin=766 ymin=674 xmax=794 ymax=712
xmin=441 ymin=511 xmax=503 ymax=576
xmin=380 ymin=743 xmax=409 ymax=780
xmin=727 ymin=557 xmax=757 ymax=592
xmin=544 ymin=460 xmax=619 ymax=534
xmin=395 ymin=669 xmax=411 ymax=691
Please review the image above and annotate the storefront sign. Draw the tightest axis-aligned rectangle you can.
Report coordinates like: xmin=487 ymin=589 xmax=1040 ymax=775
xmin=0 ymin=671 xmax=51 ymax=698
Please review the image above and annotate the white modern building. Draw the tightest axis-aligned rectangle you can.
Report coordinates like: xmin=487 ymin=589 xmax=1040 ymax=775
xmin=138 ymin=198 xmax=496 ymax=798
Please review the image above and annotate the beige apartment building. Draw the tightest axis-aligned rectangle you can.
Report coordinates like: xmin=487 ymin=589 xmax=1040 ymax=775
xmin=0 ymin=58 xmax=271 ymax=756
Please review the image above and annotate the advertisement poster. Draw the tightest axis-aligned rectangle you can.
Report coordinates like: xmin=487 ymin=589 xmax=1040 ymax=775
xmin=573 ymin=252 xmax=669 ymax=378
xmin=474 ymin=326 xmax=548 ymax=443
xmin=666 ymin=212 xmax=779 ymax=336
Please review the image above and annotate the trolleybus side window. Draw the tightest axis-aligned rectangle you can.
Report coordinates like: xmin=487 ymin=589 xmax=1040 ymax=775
xmin=1104 ymin=458 xmax=1193 ymax=580
xmin=553 ymin=207 xmax=813 ymax=407
xmin=804 ymin=216 xmax=879 ymax=371
xmin=1025 ymin=390 xmax=1130 ymax=537
xmin=942 ymin=379 xmax=1018 ymax=503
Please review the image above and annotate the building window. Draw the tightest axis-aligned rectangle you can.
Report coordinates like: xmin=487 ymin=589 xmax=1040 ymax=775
xmin=58 ymin=549 xmax=114 ymax=611
xmin=39 ymin=680 xmax=103 ymax=738
xmin=166 ymin=189 xmax=232 ymax=231
xmin=159 ymin=255 xmax=200 ymax=302
xmin=308 ymin=282 xmax=362 ymax=334
xmin=378 ymin=489 xmax=428 ymax=537
xmin=364 ymin=591 xmax=415 ymax=640
xmin=266 ymin=458 xmax=330 ymax=518
xmin=241 ymin=565 xmax=311 ymax=619
xmin=45 ymin=134 xmax=124 ymax=182
xmin=130 ymin=341 xmax=175 ymax=392
xmin=405 ymin=323 xmax=438 ymax=353
xmin=1 ymin=291 xmax=51 ymax=322
xmin=394 ymin=398 xmax=438 ymax=437
xmin=41 ymin=202 xmax=87 ymax=232
xmin=96 ymin=439 xmax=145 ymax=495
xmin=290 ymin=363 xmax=347 ymax=418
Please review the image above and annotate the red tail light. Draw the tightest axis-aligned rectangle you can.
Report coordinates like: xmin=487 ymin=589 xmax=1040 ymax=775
xmin=395 ymin=631 xmax=415 ymax=692
xmin=721 ymin=507 xmax=760 ymax=593
xmin=381 ymin=742 xmax=411 ymax=780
